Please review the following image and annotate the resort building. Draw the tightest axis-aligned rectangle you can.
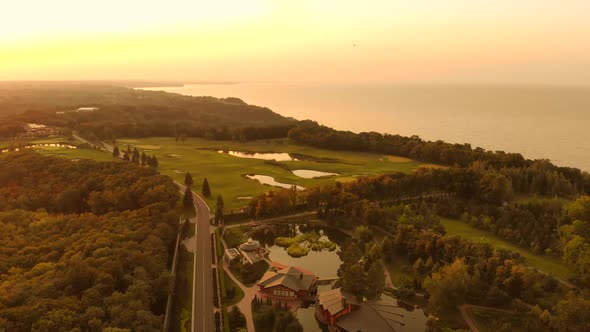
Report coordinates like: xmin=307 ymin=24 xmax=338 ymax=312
xmin=224 ymin=239 xmax=264 ymax=265
xmin=258 ymin=266 xmax=317 ymax=300
xmin=315 ymin=288 xmax=357 ymax=325
xmin=239 ymin=240 xmax=262 ymax=264
xmin=315 ymin=288 xmax=404 ymax=332
xmin=22 ymin=123 xmax=60 ymax=138
xmin=223 ymin=248 xmax=241 ymax=264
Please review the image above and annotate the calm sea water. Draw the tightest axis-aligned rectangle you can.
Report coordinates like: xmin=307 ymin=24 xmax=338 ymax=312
xmin=144 ymin=83 xmax=590 ymax=171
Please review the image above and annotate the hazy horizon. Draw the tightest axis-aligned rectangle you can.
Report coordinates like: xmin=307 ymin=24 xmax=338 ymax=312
xmin=2 ymin=0 xmax=590 ymax=85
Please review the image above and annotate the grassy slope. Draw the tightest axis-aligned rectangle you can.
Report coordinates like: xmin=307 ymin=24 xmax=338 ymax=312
xmin=440 ymin=218 xmax=573 ymax=280
xmin=116 ymin=137 xmax=427 ymax=209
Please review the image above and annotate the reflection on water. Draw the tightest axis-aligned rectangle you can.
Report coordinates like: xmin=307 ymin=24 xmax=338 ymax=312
xmin=292 ymin=169 xmax=338 ymax=178
xmin=218 ymin=150 xmax=297 ymax=161
xmin=1 ymin=143 xmax=77 ymax=153
xmin=246 ymin=174 xmax=304 ymax=190
xmin=296 ymin=284 xmax=331 ymax=332
xmin=250 ymin=224 xmax=347 ymax=279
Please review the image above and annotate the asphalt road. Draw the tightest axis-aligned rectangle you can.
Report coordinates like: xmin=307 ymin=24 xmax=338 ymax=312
xmin=176 ymin=183 xmax=215 ymax=332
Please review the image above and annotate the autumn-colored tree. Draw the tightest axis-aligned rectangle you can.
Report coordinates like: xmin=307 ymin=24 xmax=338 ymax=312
xmin=215 ymin=195 xmax=224 ymax=224
xmin=424 ymin=259 xmax=474 ymax=314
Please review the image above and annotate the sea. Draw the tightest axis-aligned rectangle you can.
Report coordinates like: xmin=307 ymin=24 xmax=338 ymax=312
xmin=143 ymin=83 xmax=590 ymax=172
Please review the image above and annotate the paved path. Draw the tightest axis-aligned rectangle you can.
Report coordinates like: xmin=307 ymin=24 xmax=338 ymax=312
xmin=458 ymin=304 xmax=516 ymax=332
xmin=219 ymin=232 xmax=257 ymax=332
xmin=176 ymin=183 xmax=215 ymax=332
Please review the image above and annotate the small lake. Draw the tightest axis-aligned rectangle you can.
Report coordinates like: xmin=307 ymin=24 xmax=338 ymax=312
xmin=292 ymin=169 xmax=338 ymax=179
xmin=218 ymin=150 xmax=298 ymax=161
xmin=1 ymin=143 xmax=77 ymax=153
xmin=246 ymin=174 xmax=305 ymax=190
xmin=250 ymin=224 xmax=347 ymax=279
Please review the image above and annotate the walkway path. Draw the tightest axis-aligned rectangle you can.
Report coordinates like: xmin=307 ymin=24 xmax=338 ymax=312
xmin=219 ymin=232 xmax=257 ymax=332
xmin=458 ymin=304 xmax=516 ymax=332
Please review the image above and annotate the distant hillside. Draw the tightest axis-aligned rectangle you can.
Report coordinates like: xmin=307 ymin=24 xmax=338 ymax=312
xmin=0 ymin=82 xmax=296 ymax=140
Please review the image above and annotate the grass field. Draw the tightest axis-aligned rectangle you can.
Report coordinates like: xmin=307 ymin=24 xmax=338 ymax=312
xmin=440 ymin=218 xmax=573 ymax=281
xmin=112 ymin=137 xmax=428 ymax=209
xmin=9 ymin=136 xmax=428 ymax=209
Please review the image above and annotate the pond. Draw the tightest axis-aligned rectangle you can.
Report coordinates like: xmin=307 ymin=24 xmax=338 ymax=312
xmin=292 ymin=169 xmax=338 ymax=179
xmin=249 ymin=224 xmax=348 ymax=279
xmin=1 ymin=143 xmax=77 ymax=153
xmin=218 ymin=150 xmax=298 ymax=161
xmin=245 ymin=174 xmax=305 ymax=190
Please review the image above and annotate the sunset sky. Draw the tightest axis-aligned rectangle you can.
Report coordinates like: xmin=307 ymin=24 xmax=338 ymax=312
xmin=2 ymin=0 xmax=590 ymax=84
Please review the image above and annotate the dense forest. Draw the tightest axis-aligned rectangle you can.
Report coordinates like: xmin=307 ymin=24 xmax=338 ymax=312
xmin=288 ymin=121 xmax=589 ymax=191
xmin=0 ymin=82 xmax=296 ymax=140
xmin=0 ymin=153 xmax=181 ymax=331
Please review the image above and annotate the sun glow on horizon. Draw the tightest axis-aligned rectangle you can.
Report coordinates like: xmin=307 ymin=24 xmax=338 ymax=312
xmin=2 ymin=0 xmax=590 ymax=84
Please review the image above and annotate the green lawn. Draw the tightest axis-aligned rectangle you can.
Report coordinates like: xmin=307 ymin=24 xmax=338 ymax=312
xmin=1 ymin=135 xmax=117 ymax=162
xmin=113 ymin=137 xmax=428 ymax=209
xmin=35 ymin=147 xmax=117 ymax=162
xmin=440 ymin=218 xmax=573 ymax=281
xmin=10 ymin=136 xmax=429 ymax=210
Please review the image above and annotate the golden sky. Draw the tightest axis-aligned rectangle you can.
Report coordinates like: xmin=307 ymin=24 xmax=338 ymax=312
xmin=2 ymin=0 xmax=590 ymax=84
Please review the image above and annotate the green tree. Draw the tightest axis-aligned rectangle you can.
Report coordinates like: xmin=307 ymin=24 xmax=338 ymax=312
xmin=183 ymin=187 xmax=195 ymax=216
xmin=215 ymin=195 xmax=224 ymax=224
xmin=202 ymin=178 xmax=211 ymax=198
xmin=123 ymin=152 xmax=130 ymax=161
xmin=184 ymin=172 xmax=194 ymax=187
xmin=150 ymin=155 xmax=159 ymax=168
xmin=228 ymin=306 xmax=246 ymax=332
xmin=131 ymin=148 xmax=140 ymax=163
xmin=140 ymin=151 xmax=147 ymax=166
xmin=112 ymin=146 xmax=120 ymax=158
xmin=365 ymin=261 xmax=385 ymax=299
xmin=553 ymin=291 xmax=590 ymax=331
xmin=569 ymin=196 xmax=590 ymax=222
xmin=341 ymin=263 xmax=366 ymax=299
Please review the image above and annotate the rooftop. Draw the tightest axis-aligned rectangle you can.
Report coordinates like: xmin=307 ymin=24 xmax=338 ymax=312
xmin=225 ymin=248 xmax=240 ymax=259
xmin=258 ymin=266 xmax=316 ymax=292
xmin=239 ymin=239 xmax=260 ymax=251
